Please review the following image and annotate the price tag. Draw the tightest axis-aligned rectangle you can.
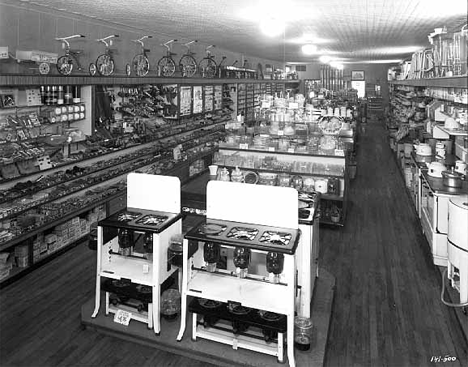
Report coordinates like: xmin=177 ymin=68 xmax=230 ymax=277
xmin=288 ymin=102 xmax=299 ymax=109
xmin=268 ymin=147 xmax=275 ymax=152
xmin=287 ymin=148 xmax=295 ymax=153
xmin=239 ymin=143 xmax=249 ymax=149
xmin=0 ymin=47 xmax=9 ymax=59
xmin=261 ymin=101 xmax=271 ymax=109
xmin=335 ymin=149 xmax=345 ymax=156
xmin=114 ymin=309 xmax=132 ymax=326
xmin=277 ymin=130 xmax=284 ymax=136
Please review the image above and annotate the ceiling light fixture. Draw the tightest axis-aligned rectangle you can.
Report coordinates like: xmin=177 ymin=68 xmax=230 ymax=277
xmin=319 ymin=55 xmax=332 ymax=63
xmin=302 ymin=44 xmax=318 ymax=55
xmin=260 ymin=17 xmax=285 ymax=37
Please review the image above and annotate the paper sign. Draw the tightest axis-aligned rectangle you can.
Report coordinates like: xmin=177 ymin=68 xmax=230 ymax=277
xmin=0 ymin=47 xmax=8 ymax=59
xmin=239 ymin=143 xmax=249 ymax=149
xmin=268 ymin=147 xmax=275 ymax=152
xmin=114 ymin=309 xmax=132 ymax=326
xmin=289 ymin=102 xmax=299 ymax=109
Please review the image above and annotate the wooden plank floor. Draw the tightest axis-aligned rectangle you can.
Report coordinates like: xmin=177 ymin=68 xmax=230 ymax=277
xmin=0 ymin=120 xmax=467 ymax=367
xmin=321 ymin=121 xmax=467 ymax=367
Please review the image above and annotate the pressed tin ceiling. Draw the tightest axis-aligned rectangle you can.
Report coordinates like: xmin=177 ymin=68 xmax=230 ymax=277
xmin=11 ymin=0 xmax=468 ymax=64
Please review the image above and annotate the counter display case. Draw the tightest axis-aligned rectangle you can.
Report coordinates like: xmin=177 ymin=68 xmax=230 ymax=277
xmin=215 ymin=132 xmax=349 ymax=226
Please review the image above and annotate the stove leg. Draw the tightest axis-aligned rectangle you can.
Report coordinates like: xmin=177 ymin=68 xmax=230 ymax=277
xmin=148 ymin=303 xmax=153 ymax=329
xmin=105 ymin=292 xmax=109 ymax=315
xmin=287 ymin=314 xmax=295 ymax=367
xmin=177 ymin=240 xmax=190 ymax=341
xmin=192 ymin=312 xmax=198 ymax=341
xmin=277 ymin=332 xmax=284 ymax=363
xmin=153 ymin=284 xmax=160 ymax=334
xmin=91 ymin=275 xmax=101 ymax=318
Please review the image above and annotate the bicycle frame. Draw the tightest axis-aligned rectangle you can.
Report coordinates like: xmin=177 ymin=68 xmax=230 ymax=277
xmin=95 ymin=34 xmax=119 ymax=76
xmin=56 ymin=34 xmax=86 ymax=75
xmin=198 ymin=45 xmax=217 ymax=78
xmin=157 ymin=39 xmax=178 ymax=77
xmin=179 ymin=40 xmax=198 ymax=77
xmin=131 ymin=35 xmax=152 ymax=77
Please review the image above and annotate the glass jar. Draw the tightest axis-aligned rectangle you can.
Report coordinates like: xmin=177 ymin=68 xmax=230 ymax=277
xmin=278 ymin=173 xmax=291 ymax=187
xmin=203 ymin=242 xmax=220 ymax=272
xmin=266 ymin=252 xmax=284 ymax=280
xmin=294 ymin=316 xmax=314 ymax=351
xmin=118 ymin=229 xmax=134 ymax=256
xmin=160 ymin=289 xmax=181 ymax=320
xmin=233 ymin=247 xmax=251 ymax=278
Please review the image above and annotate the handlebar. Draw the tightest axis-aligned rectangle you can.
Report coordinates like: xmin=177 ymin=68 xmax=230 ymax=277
xmin=97 ymin=34 xmax=119 ymax=48
xmin=132 ymin=35 xmax=153 ymax=47
xmin=56 ymin=34 xmax=85 ymax=48
xmin=162 ymin=39 xmax=177 ymax=50
xmin=205 ymin=44 xmax=216 ymax=56
xmin=183 ymin=40 xmax=198 ymax=48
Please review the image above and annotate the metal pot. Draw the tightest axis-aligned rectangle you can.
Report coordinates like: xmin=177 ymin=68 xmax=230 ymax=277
xmin=441 ymin=168 xmax=463 ymax=188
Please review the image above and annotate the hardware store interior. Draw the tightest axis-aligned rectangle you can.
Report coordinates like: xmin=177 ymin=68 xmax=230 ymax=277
xmin=0 ymin=0 xmax=467 ymax=366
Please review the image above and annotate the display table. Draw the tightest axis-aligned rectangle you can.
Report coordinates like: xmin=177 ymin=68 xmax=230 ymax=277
xmin=81 ymin=266 xmax=335 ymax=367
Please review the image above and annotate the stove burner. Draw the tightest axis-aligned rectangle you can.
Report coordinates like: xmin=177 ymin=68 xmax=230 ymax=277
xmin=136 ymin=285 xmax=152 ymax=294
xmin=258 ymin=310 xmax=285 ymax=322
xmin=226 ymin=227 xmax=259 ymax=241
xmin=112 ymin=279 xmax=131 ymax=288
xmin=198 ymin=298 xmax=222 ymax=309
xmin=228 ymin=304 xmax=252 ymax=315
xmin=135 ymin=214 xmax=168 ymax=226
xmin=259 ymin=231 xmax=292 ymax=246
xmin=116 ymin=211 xmax=142 ymax=222
xmin=198 ymin=223 xmax=227 ymax=236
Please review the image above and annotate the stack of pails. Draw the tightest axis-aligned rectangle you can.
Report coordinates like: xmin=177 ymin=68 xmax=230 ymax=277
xmin=447 ymin=197 xmax=468 ymax=303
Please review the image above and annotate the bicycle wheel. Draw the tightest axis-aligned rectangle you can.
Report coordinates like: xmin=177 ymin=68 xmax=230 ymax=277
xmin=158 ymin=56 xmax=176 ymax=77
xmin=198 ymin=57 xmax=217 ymax=78
xmin=56 ymin=55 xmax=74 ymax=75
xmin=132 ymin=54 xmax=150 ymax=77
xmin=96 ymin=54 xmax=115 ymax=76
xmin=179 ymin=55 xmax=198 ymax=77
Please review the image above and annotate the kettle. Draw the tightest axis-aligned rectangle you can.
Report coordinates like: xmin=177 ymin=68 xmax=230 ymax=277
xmin=427 ymin=161 xmax=446 ymax=178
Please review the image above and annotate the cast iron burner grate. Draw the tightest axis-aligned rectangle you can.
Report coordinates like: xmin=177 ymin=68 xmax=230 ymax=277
xmin=228 ymin=304 xmax=252 ymax=315
xmin=112 ymin=279 xmax=131 ymax=288
xmin=198 ymin=223 xmax=227 ymax=236
xmin=135 ymin=214 xmax=168 ymax=226
xmin=258 ymin=231 xmax=292 ymax=246
xmin=116 ymin=211 xmax=142 ymax=222
xmin=198 ymin=298 xmax=223 ymax=309
xmin=258 ymin=310 xmax=285 ymax=322
xmin=226 ymin=227 xmax=259 ymax=241
xmin=136 ymin=285 xmax=152 ymax=294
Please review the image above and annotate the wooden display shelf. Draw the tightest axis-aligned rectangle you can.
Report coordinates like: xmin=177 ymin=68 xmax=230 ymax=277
xmin=219 ymin=165 xmax=344 ymax=180
xmin=388 ymin=76 xmax=468 ymax=89
xmin=0 ymin=74 xmax=300 ymax=87
xmin=0 ymin=233 xmax=88 ymax=288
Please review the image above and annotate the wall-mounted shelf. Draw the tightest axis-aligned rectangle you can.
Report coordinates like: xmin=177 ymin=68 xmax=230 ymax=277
xmin=0 ymin=74 xmax=301 ymax=87
xmin=388 ymin=76 xmax=467 ymax=89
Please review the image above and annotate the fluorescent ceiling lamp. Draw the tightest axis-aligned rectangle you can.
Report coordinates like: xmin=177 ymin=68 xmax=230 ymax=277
xmin=289 ymin=35 xmax=332 ymax=44
xmin=344 ymin=59 xmax=404 ymax=64
xmin=369 ymin=46 xmax=423 ymax=54
xmin=302 ymin=44 xmax=318 ymax=55
xmin=330 ymin=62 xmax=343 ymax=69
xmin=319 ymin=55 xmax=332 ymax=63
